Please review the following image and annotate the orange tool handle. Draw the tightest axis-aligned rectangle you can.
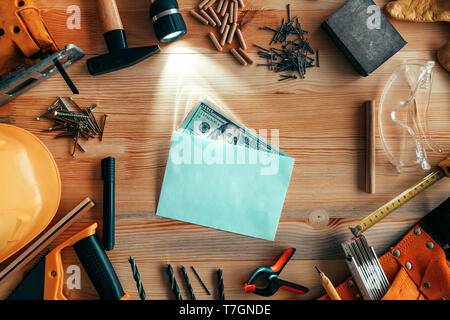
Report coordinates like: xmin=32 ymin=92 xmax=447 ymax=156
xmin=270 ymin=248 xmax=296 ymax=273
xmin=43 ymin=223 xmax=128 ymax=300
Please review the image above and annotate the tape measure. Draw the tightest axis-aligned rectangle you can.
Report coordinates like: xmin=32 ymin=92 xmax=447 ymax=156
xmin=350 ymin=165 xmax=448 ymax=237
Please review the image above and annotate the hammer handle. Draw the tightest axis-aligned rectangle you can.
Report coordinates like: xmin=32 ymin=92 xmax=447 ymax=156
xmin=96 ymin=0 xmax=123 ymax=33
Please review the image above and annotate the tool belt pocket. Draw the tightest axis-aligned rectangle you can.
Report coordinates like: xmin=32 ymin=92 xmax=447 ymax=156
xmin=319 ymin=198 xmax=450 ymax=300
xmin=382 ymin=257 xmax=450 ymax=300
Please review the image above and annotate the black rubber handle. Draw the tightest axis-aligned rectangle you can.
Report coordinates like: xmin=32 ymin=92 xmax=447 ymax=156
xmin=102 ymin=157 xmax=115 ymax=251
xmin=73 ymin=233 xmax=125 ymax=300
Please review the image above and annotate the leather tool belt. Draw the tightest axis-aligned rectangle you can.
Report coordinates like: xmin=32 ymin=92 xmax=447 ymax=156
xmin=320 ymin=198 xmax=450 ymax=300
xmin=0 ymin=0 xmax=58 ymax=76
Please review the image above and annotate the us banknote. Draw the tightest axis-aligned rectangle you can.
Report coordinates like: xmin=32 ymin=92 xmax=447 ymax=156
xmin=179 ymin=99 xmax=285 ymax=155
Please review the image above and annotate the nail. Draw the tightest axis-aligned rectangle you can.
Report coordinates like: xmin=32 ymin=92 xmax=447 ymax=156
xmin=100 ymin=114 xmax=108 ymax=141
xmin=54 ymin=111 xmax=90 ymax=120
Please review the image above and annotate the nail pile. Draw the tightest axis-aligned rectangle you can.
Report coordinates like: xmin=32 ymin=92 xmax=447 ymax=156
xmin=256 ymin=4 xmax=319 ymax=81
xmin=37 ymin=97 xmax=107 ymax=156
xmin=190 ymin=0 xmax=254 ymax=66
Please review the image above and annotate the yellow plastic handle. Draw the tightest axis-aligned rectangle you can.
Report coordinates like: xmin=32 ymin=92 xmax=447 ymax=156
xmin=43 ymin=223 xmax=98 ymax=300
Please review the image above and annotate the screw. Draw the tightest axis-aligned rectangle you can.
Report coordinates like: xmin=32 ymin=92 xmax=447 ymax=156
xmin=67 ymin=97 xmax=84 ymax=112
xmin=54 ymin=111 xmax=90 ymax=120
xmin=58 ymin=97 xmax=71 ymax=112
xmin=100 ymin=114 xmax=108 ymax=141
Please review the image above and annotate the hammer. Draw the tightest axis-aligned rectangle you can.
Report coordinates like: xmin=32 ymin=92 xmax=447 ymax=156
xmin=87 ymin=0 xmax=160 ymax=76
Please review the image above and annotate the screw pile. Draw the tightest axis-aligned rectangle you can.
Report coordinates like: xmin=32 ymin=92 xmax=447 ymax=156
xmin=37 ymin=97 xmax=107 ymax=156
xmin=180 ymin=266 xmax=196 ymax=300
xmin=129 ymin=256 xmax=146 ymax=300
xmin=166 ymin=264 xmax=182 ymax=300
xmin=256 ymin=4 xmax=319 ymax=81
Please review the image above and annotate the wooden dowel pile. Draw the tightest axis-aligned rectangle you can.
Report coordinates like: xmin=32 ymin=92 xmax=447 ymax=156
xmin=190 ymin=0 xmax=253 ymax=66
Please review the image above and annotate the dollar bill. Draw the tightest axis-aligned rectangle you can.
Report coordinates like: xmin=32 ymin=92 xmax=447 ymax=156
xmin=179 ymin=99 xmax=284 ymax=155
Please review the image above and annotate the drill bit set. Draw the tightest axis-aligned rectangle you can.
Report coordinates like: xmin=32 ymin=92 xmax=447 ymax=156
xmin=190 ymin=0 xmax=254 ymax=66
xmin=256 ymin=4 xmax=319 ymax=81
xmin=37 ymin=97 xmax=107 ymax=156
xmin=128 ymin=259 xmax=224 ymax=300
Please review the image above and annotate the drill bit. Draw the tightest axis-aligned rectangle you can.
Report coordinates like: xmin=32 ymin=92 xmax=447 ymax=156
xmin=166 ymin=264 xmax=182 ymax=300
xmin=128 ymin=256 xmax=146 ymax=300
xmin=180 ymin=266 xmax=196 ymax=300
xmin=191 ymin=266 xmax=210 ymax=295
xmin=217 ymin=269 xmax=225 ymax=300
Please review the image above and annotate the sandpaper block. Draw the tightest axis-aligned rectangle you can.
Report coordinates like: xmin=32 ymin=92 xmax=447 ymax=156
xmin=321 ymin=0 xmax=407 ymax=76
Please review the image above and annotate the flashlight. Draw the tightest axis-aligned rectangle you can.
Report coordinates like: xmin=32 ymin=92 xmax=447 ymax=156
xmin=150 ymin=0 xmax=187 ymax=43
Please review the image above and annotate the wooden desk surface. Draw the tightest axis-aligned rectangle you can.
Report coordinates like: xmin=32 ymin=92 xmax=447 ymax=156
xmin=0 ymin=0 xmax=449 ymax=300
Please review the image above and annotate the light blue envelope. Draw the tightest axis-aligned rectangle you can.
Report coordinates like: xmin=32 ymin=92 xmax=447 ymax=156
xmin=156 ymin=131 xmax=295 ymax=241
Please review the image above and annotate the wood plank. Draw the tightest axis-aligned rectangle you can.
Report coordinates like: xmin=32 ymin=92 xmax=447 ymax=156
xmin=0 ymin=0 xmax=448 ymax=301
xmin=35 ymin=0 xmax=449 ymax=54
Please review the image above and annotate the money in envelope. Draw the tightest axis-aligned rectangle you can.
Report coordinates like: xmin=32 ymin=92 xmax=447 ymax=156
xmin=156 ymin=99 xmax=295 ymax=241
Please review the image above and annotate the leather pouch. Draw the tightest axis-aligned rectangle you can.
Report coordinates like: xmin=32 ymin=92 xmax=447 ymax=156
xmin=0 ymin=0 xmax=58 ymax=75
xmin=320 ymin=198 xmax=450 ymax=300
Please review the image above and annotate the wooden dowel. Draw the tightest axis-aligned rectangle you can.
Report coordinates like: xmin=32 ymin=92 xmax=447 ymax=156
xmin=219 ymin=13 xmax=229 ymax=34
xmin=233 ymin=0 xmax=238 ymax=23
xmin=237 ymin=48 xmax=253 ymax=64
xmin=236 ymin=28 xmax=247 ymax=49
xmin=228 ymin=1 xmax=234 ymax=23
xmin=220 ymin=24 xmax=230 ymax=46
xmin=204 ymin=0 xmax=217 ymax=10
xmin=199 ymin=9 xmax=216 ymax=27
xmin=190 ymin=10 xmax=209 ymax=25
xmin=208 ymin=32 xmax=223 ymax=51
xmin=208 ymin=7 xmax=222 ymax=27
xmin=199 ymin=0 xmax=210 ymax=9
xmin=230 ymin=48 xmax=247 ymax=66
xmin=365 ymin=100 xmax=376 ymax=194
xmin=96 ymin=0 xmax=123 ymax=33
xmin=227 ymin=22 xmax=237 ymax=44
xmin=220 ymin=0 xmax=229 ymax=16
xmin=216 ymin=0 xmax=225 ymax=13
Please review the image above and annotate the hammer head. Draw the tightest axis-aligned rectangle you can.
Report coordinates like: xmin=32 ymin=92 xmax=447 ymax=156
xmin=87 ymin=45 xmax=160 ymax=76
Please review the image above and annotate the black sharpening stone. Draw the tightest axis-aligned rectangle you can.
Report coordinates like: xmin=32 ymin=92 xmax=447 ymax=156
xmin=321 ymin=0 xmax=407 ymax=76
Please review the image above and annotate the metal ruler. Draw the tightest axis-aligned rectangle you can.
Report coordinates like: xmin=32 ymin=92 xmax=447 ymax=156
xmin=350 ymin=167 xmax=446 ymax=237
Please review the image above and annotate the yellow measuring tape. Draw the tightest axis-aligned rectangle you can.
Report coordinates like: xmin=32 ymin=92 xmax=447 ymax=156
xmin=350 ymin=157 xmax=450 ymax=237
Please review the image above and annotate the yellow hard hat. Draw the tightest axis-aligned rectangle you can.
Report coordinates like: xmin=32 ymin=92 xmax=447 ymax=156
xmin=0 ymin=124 xmax=61 ymax=263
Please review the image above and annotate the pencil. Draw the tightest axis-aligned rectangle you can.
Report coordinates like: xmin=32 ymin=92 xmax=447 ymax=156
xmin=315 ymin=266 xmax=341 ymax=300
